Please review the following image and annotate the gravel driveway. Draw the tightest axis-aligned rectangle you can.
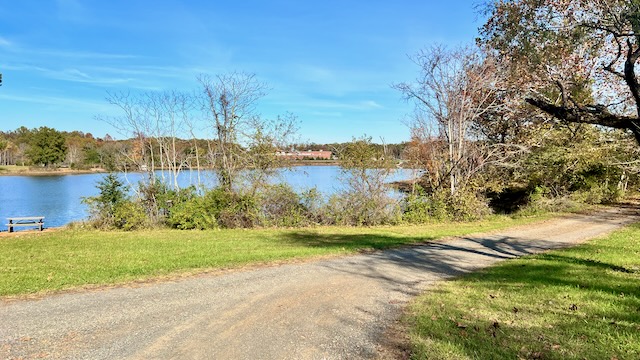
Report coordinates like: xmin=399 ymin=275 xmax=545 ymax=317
xmin=1 ymin=206 xmax=638 ymax=360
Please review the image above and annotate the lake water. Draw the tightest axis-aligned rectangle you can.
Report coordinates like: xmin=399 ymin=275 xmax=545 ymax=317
xmin=0 ymin=166 xmax=413 ymax=230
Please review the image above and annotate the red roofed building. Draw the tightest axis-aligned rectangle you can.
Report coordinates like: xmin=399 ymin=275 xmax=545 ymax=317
xmin=275 ymin=149 xmax=333 ymax=160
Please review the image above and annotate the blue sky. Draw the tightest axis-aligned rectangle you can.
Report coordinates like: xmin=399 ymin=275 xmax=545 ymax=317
xmin=0 ymin=0 xmax=483 ymax=143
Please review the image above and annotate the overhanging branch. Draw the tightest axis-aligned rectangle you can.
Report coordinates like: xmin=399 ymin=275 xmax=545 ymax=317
xmin=526 ymin=97 xmax=640 ymax=144
xmin=525 ymin=98 xmax=636 ymax=129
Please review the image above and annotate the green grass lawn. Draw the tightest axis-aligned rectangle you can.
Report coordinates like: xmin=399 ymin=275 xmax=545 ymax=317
xmin=0 ymin=215 xmax=547 ymax=297
xmin=405 ymin=222 xmax=640 ymax=360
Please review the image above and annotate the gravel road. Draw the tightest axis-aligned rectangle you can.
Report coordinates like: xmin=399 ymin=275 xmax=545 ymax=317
xmin=1 ymin=206 xmax=638 ymax=360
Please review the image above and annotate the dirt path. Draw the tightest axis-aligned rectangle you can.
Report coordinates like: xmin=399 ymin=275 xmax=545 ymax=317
xmin=1 ymin=206 xmax=638 ymax=360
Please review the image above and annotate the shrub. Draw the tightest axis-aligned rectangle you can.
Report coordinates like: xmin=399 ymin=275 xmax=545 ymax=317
xmin=166 ymin=197 xmax=217 ymax=230
xmin=83 ymin=173 xmax=129 ymax=229
xmin=401 ymin=187 xmax=491 ymax=223
xmin=402 ymin=189 xmax=450 ymax=223
xmin=136 ymin=178 xmax=170 ymax=223
xmin=112 ymin=201 xmax=148 ymax=230
xmin=516 ymin=186 xmax=583 ymax=216
xmin=320 ymin=191 xmax=399 ymax=226
xmin=448 ymin=189 xmax=492 ymax=221
xmin=202 ymin=188 xmax=258 ymax=228
xmin=328 ymin=136 xmax=399 ymax=226
xmin=257 ymin=184 xmax=309 ymax=227
xmin=299 ymin=187 xmax=324 ymax=224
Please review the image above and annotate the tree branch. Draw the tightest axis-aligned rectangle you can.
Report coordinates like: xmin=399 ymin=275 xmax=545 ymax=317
xmin=525 ymin=98 xmax=636 ymax=130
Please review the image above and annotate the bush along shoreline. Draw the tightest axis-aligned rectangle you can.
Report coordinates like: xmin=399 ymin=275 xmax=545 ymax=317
xmin=81 ymin=133 xmax=638 ymax=232
xmin=82 ymin=171 xmax=621 ymax=232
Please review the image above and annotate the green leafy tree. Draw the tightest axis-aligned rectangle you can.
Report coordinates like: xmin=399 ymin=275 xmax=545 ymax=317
xmin=83 ymin=173 xmax=132 ymax=229
xmin=480 ymin=0 xmax=640 ymax=144
xmin=95 ymin=174 xmax=128 ymax=210
xmin=27 ymin=127 xmax=67 ymax=167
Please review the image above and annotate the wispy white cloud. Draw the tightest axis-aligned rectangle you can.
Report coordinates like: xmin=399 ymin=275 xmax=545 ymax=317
xmin=1 ymin=63 xmax=134 ymax=85
xmin=360 ymin=100 xmax=383 ymax=109
xmin=86 ymin=64 xmax=205 ymax=79
xmin=268 ymin=98 xmax=387 ymax=114
xmin=33 ymin=49 xmax=138 ymax=60
xmin=0 ymin=36 xmax=12 ymax=47
xmin=50 ymin=68 xmax=133 ymax=85
xmin=309 ymin=111 xmax=343 ymax=117
xmin=0 ymin=93 xmax=109 ymax=111
xmin=0 ymin=39 xmax=138 ymax=60
xmin=0 ymin=64 xmax=48 ymax=72
xmin=283 ymin=62 xmax=395 ymax=99
xmin=295 ymin=65 xmax=337 ymax=84
xmin=309 ymin=99 xmax=384 ymax=111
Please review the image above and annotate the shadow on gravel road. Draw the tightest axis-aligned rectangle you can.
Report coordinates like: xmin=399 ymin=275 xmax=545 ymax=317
xmin=282 ymin=230 xmax=566 ymax=296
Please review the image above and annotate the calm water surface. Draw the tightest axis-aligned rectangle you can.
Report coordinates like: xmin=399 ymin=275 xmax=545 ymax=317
xmin=0 ymin=166 xmax=411 ymax=230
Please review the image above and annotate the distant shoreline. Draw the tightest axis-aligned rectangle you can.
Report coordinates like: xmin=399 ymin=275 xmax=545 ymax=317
xmin=0 ymin=167 xmax=108 ymax=177
xmin=0 ymin=161 xmax=341 ymax=177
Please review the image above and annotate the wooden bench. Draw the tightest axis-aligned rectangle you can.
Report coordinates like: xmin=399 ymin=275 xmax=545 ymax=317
xmin=6 ymin=217 xmax=45 ymax=232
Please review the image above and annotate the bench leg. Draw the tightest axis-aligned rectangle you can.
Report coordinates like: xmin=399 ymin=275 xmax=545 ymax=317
xmin=8 ymin=225 xmax=13 ymax=233
xmin=39 ymin=223 xmax=43 ymax=231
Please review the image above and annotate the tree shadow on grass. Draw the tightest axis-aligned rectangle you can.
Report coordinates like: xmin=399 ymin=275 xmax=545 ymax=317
xmin=410 ymin=254 xmax=640 ymax=359
xmin=538 ymin=253 xmax=637 ymax=274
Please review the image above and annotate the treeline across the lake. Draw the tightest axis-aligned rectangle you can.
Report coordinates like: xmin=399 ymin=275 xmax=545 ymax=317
xmin=0 ymin=126 xmax=117 ymax=169
xmin=0 ymin=126 xmax=407 ymax=172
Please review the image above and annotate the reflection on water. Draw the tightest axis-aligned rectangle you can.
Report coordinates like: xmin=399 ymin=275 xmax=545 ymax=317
xmin=0 ymin=166 xmax=411 ymax=229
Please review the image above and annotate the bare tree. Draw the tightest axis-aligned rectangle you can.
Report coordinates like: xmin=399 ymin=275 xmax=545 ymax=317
xmin=334 ymin=136 xmax=397 ymax=225
xmin=243 ymin=112 xmax=298 ymax=194
xmin=395 ymin=46 xmax=507 ymax=195
xmin=100 ymin=92 xmax=156 ymax=180
xmin=99 ymin=90 xmax=196 ymax=188
xmin=147 ymin=91 xmax=195 ymax=190
xmin=100 ymin=72 xmax=296 ymax=202
xmin=198 ymin=72 xmax=297 ymax=193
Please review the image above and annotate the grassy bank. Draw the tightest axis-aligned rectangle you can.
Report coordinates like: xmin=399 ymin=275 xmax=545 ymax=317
xmin=0 ymin=165 xmax=104 ymax=176
xmin=0 ymin=215 xmax=549 ymax=297
xmin=405 ymin=223 xmax=640 ymax=359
